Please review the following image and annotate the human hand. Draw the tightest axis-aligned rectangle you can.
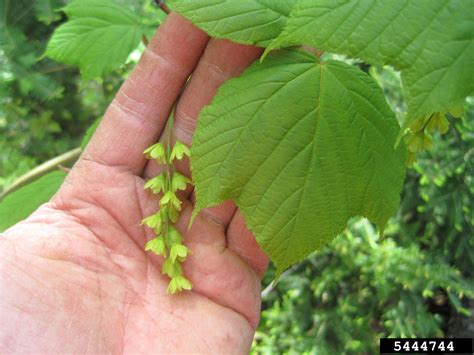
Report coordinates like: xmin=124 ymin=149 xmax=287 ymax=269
xmin=0 ymin=14 xmax=268 ymax=354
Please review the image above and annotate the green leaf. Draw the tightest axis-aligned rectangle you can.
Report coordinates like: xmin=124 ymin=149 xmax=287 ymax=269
xmin=80 ymin=117 xmax=101 ymax=149
xmin=168 ymin=0 xmax=294 ymax=46
xmin=0 ymin=171 xmax=66 ymax=232
xmin=267 ymin=0 xmax=474 ymax=128
xmin=191 ymin=50 xmax=406 ymax=273
xmin=45 ymin=0 xmax=144 ymax=79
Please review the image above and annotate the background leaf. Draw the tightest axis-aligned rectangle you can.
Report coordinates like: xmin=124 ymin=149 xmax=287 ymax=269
xmin=80 ymin=116 xmax=101 ymax=149
xmin=45 ymin=0 xmax=145 ymax=79
xmin=267 ymin=0 xmax=474 ymax=128
xmin=0 ymin=171 xmax=66 ymax=232
xmin=191 ymin=50 xmax=406 ymax=273
xmin=168 ymin=0 xmax=294 ymax=46
xmin=34 ymin=0 xmax=63 ymax=25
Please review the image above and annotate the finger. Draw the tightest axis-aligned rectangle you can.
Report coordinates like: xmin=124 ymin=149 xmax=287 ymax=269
xmin=81 ymin=13 xmax=209 ymax=175
xmin=185 ymin=190 xmax=236 ymax=227
xmin=176 ymin=204 xmax=263 ymax=328
xmin=226 ymin=211 xmax=269 ymax=278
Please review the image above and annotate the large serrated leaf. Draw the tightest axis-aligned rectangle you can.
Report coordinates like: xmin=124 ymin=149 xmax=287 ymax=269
xmin=45 ymin=0 xmax=144 ymax=79
xmin=0 ymin=171 xmax=66 ymax=232
xmin=267 ymin=0 xmax=474 ymax=128
xmin=168 ymin=0 xmax=294 ymax=46
xmin=191 ymin=50 xmax=406 ymax=273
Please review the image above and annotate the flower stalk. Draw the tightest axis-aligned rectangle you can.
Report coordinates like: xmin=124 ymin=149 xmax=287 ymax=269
xmin=142 ymin=114 xmax=192 ymax=294
xmin=404 ymin=105 xmax=464 ymax=166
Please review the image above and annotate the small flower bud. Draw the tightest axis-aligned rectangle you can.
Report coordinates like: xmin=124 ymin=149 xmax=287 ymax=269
xmin=167 ymin=275 xmax=192 ymax=294
xmin=162 ymin=258 xmax=182 ymax=278
xmin=160 ymin=191 xmax=181 ymax=211
xmin=406 ymin=132 xmax=424 ymax=153
xmin=170 ymin=243 xmax=190 ymax=263
xmin=170 ymin=140 xmax=191 ymax=161
xmin=171 ymin=172 xmax=191 ymax=192
xmin=449 ymin=105 xmax=464 ymax=118
xmin=144 ymin=174 xmax=166 ymax=194
xmin=141 ymin=213 xmax=163 ymax=234
xmin=169 ymin=226 xmax=183 ymax=244
xmin=143 ymin=143 xmax=167 ymax=164
xmin=406 ymin=151 xmax=417 ymax=166
xmin=145 ymin=237 xmax=166 ymax=256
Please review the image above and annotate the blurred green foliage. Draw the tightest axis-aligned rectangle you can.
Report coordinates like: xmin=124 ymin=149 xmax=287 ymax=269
xmin=1 ymin=2 xmax=472 ymax=354
xmin=0 ymin=170 xmax=66 ymax=231
xmin=0 ymin=0 xmax=161 ymax=190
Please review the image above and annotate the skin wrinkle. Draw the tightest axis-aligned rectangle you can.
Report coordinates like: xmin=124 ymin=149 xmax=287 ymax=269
xmin=75 ymin=157 xmax=132 ymax=182
xmin=6 ymin=259 xmax=53 ymax=306
xmin=173 ymin=107 xmax=199 ymax=143
xmin=96 ymin=273 xmax=104 ymax=354
xmin=10 ymin=231 xmax=134 ymax=306
xmin=35 ymin=205 xmax=141 ymax=301
xmin=110 ymin=95 xmax=157 ymax=130
xmin=158 ymin=300 xmax=210 ymax=352
xmin=119 ymin=294 xmax=132 ymax=353
xmin=144 ymin=45 xmax=187 ymax=75
xmin=52 ymin=292 xmax=78 ymax=354
xmin=56 ymin=174 xmax=143 ymax=253
xmin=184 ymin=243 xmax=261 ymax=329
xmin=57 ymin=196 xmax=137 ymax=253
xmin=125 ymin=286 xmax=211 ymax=353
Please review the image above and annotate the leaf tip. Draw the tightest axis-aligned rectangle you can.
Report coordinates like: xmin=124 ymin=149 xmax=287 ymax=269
xmin=188 ymin=206 xmax=201 ymax=230
xmin=260 ymin=48 xmax=271 ymax=63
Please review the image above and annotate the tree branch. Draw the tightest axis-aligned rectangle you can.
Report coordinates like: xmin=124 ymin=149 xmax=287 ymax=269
xmin=155 ymin=0 xmax=171 ymax=14
xmin=0 ymin=147 xmax=82 ymax=201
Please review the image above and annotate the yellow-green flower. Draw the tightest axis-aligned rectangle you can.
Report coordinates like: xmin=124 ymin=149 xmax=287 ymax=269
xmin=141 ymin=213 xmax=163 ymax=234
xmin=170 ymin=243 xmax=190 ymax=262
xmin=143 ymin=142 xmax=166 ymax=163
xmin=162 ymin=258 xmax=182 ymax=278
xmin=170 ymin=140 xmax=190 ymax=161
xmin=167 ymin=276 xmax=192 ymax=294
xmin=145 ymin=237 xmax=166 ymax=256
xmin=144 ymin=174 xmax=166 ymax=194
xmin=171 ymin=172 xmax=191 ymax=192
xmin=160 ymin=191 xmax=181 ymax=211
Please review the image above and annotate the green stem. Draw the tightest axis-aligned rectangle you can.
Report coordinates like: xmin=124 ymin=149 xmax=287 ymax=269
xmin=163 ymin=112 xmax=175 ymax=253
xmin=419 ymin=113 xmax=435 ymax=133
xmin=0 ymin=147 xmax=81 ymax=200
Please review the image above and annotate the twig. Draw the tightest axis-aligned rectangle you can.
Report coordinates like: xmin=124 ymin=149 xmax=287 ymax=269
xmin=0 ymin=147 xmax=82 ymax=200
xmin=261 ymin=265 xmax=300 ymax=298
xmin=301 ymin=45 xmax=325 ymax=58
xmin=57 ymin=165 xmax=71 ymax=173
xmin=155 ymin=0 xmax=171 ymax=14
xmin=39 ymin=65 xmax=70 ymax=74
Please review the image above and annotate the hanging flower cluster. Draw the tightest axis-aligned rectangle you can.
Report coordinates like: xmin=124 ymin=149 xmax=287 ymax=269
xmin=405 ymin=105 xmax=464 ymax=166
xmin=142 ymin=140 xmax=193 ymax=294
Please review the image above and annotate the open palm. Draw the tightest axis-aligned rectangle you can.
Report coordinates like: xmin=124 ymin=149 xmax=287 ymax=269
xmin=0 ymin=14 xmax=268 ymax=353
